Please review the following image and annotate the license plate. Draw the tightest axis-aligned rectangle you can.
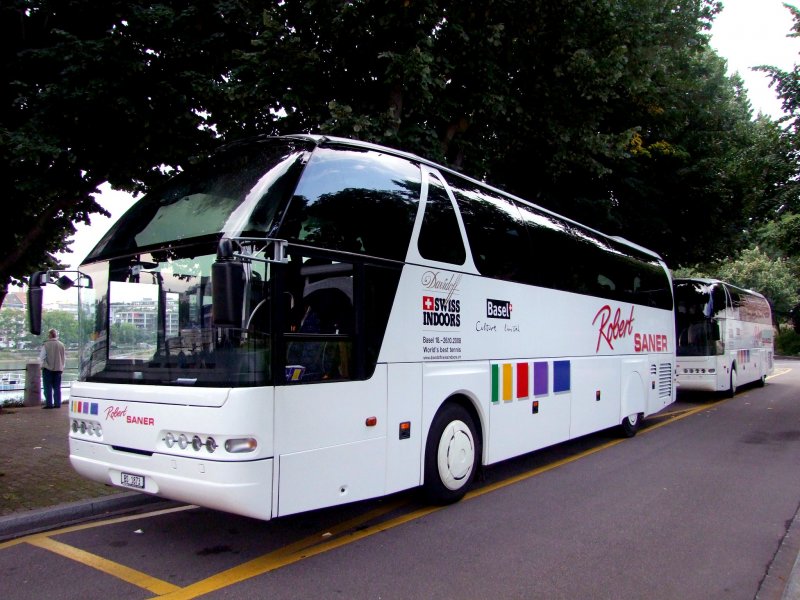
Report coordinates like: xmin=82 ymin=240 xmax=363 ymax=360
xmin=121 ymin=472 xmax=145 ymax=489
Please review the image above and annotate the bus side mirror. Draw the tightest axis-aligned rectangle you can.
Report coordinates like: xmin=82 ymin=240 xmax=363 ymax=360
xmin=27 ymin=270 xmax=47 ymax=335
xmin=211 ymin=240 xmax=245 ymax=327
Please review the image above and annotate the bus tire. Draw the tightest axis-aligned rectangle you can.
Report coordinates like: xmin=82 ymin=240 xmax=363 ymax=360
xmin=728 ymin=369 xmax=737 ymax=398
xmin=423 ymin=403 xmax=479 ymax=505
xmin=620 ymin=412 xmax=642 ymax=438
xmin=758 ymin=373 xmax=767 ymax=387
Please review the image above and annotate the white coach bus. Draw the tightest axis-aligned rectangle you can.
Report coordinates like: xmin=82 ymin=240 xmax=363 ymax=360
xmin=28 ymin=135 xmax=676 ymax=521
xmin=674 ymin=277 xmax=774 ymax=396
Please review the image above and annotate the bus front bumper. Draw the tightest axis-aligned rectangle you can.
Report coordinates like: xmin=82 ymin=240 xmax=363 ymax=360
xmin=69 ymin=438 xmax=274 ymax=521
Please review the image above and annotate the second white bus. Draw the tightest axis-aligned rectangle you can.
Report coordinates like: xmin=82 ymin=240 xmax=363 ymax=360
xmin=674 ymin=278 xmax=774 ymax=396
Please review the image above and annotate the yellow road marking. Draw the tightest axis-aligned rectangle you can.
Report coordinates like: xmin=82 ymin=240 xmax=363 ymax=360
xmin=152 ymin=400 xmax=724 ymax=598
xmin=152 ymin=499 xmax=417 ymax=599
xmin=0 ymin=504 xmax=197 ymax=550
xmin=29 ymin=536 xmax=180 ymax=594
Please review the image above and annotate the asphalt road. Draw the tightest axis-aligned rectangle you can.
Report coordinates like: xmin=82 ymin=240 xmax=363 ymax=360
xmin=1 ymin=360 xmax=799 ymax=600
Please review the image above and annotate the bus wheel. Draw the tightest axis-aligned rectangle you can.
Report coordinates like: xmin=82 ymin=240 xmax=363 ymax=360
xmin=728 ymin=369 xmax=737 ymax=398
xmin=758 ymin=373 xmax=767 ymax=387
xmin=423 ymin=404 xmax=479 ymax=505
xmin=620 ymin=412 xmax=641 ymax=438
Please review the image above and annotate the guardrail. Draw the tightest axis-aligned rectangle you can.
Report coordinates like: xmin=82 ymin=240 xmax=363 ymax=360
xmin=0 ymin=367 xmax=78 ymax=395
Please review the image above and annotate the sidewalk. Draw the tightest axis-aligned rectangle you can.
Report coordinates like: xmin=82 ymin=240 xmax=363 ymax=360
xmin=0 ymin=403 xmax=168 ymax=540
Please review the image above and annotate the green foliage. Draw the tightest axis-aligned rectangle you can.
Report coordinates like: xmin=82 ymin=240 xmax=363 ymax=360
xmin=675 ymin=246 xmax=799 ymax=322
xmin=0 ymin=308 xmax=28 ymax=348
xmin=0 ymin=0 xmax=793 ymax=300
xmin=2 ymin=0 xmax=249 ymax=290
xmin=0 ymin=306 xmax=82 ymax=348
xmin=776 ymin=325 xmax=800 ymax=356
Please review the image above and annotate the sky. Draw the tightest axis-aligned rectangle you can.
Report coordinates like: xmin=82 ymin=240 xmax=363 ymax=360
xmin=709 ymin=0 xmax=798 ymax=119
xmin=53 ymin=0 xmax=800 ymax=273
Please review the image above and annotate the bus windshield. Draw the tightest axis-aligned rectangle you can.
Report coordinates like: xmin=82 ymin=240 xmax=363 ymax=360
xmin=86 ymin=139 xmax=310 ymax=262
xmin=79 ymin=243 xmax=271 ymax=387
xmin=674 ymin=280 xmax=724 ymax=357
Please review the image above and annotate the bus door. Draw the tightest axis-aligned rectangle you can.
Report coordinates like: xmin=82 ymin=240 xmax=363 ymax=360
xmin=273 ymin=255 xmax=390 ymax=517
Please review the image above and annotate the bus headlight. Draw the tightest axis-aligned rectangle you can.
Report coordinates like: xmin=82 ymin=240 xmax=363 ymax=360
xmin=160 ymin=430 xmax=252 ymax=455
xmin=71 ymin=419 xmax=102 ymax=438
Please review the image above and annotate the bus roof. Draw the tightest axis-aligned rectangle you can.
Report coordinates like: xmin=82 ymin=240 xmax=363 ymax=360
xmin=244 ymin=134 xmax=668 ymax=264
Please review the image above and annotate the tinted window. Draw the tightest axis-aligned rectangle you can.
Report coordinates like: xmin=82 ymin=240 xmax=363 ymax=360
xmin=282 ymin=147 xmax=421 ymax=261
xmin=518 ymin=198 xmax=672 ymax=309
xmin=445 ymin=174 xmax=530 ymax=282
xmin=88 ymin=140 xmax=309 ymax=261
xmin=418 ymin=175 xmax=466 ymax=264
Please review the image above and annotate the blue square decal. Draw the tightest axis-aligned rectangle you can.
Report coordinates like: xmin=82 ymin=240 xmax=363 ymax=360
xmin=553 ymin=360 xmax=570 ymax=393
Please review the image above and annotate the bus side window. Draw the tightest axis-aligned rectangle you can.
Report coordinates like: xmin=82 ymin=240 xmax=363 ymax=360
xmin=418 ymin=175 xmax=466 ymax=265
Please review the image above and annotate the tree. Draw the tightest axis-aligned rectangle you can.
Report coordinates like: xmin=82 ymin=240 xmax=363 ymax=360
xmin=0 ymin=307 xmax=28 ymax=349
xmin=675 ymin=246 xmax=799 ymax=323
xmin=2 ymin=0 xmax=778 ymax=303
xmin=2 ymin=0 xmax=259 ymax=298
xmin=757 ymin=4 xmax=800 ymax=199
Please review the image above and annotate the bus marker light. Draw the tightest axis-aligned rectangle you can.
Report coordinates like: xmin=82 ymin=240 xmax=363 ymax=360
xmin=165 ymin=432 xmax=175 ymax=448
xmin=192 ymin=435 xmax=203 ymax=451
xmin=225 ymin=438 xmax=257 ymax=453
xmin=532 ymin=401 xmax=539 ymax=414
xmin=178 ymin=434 xmax=188 ymax=449
xmin=399 ymin=421 xmax=410 ymax=439
xmin=365 ymin=416 xmax=377 ymax=427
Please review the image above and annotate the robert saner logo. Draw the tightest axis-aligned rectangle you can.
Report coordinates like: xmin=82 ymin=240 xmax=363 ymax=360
xmin=486 ymin=299 xmax=512 ymax=319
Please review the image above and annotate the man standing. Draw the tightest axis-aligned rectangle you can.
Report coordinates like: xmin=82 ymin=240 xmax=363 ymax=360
xmin=39 ymin=328 xmax=66 ymax=408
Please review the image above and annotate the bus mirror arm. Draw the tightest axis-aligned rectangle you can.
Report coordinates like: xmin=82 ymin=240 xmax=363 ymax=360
xmin=228 ymin=236 xmax=289 ymax=265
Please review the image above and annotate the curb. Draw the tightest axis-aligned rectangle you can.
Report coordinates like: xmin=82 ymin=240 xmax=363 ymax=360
xmin=755 ymin=480 xmax=800 ymax=600
xmin=0 ymin=492 xmax=180 ymax=542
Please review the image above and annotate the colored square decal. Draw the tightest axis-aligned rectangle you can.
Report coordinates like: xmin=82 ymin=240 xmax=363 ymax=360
xmin=533 ymin=361 xmax=548 ymax=396
xmin=502 ymin=363 xmax=513 ymax=402
xmin=491 ymin=364 xmax=499 ymax=403
xmin=516 ymin=362 xmax=529 ymax=399
xmin=554 ymin=360 xmax=571 ymax=393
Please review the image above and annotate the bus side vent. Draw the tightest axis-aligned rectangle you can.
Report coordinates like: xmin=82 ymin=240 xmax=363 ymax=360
xmin=657 ymin=363 xmax=672 ymax=398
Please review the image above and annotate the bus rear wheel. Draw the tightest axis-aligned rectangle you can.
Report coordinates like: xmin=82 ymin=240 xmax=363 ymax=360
xmin=728 ymin=369 xmax=737 ymax=398
xmin=620 ymin=412 xmax=642 ymax=438
xmin=423 ymin=404 xmax=479 ymax=505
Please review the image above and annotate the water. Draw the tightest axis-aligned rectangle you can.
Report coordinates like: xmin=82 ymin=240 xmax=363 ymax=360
xmin=0 ymin=362 xmax=76 ymax=406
